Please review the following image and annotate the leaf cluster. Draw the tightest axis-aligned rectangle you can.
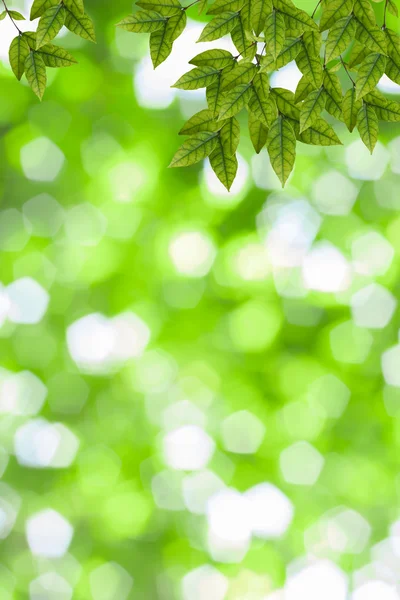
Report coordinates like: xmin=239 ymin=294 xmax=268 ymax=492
xmin=2 ymin=0 xmax=96 ymax=99
xmin=117 ymin=0 xmax=400 ymax=188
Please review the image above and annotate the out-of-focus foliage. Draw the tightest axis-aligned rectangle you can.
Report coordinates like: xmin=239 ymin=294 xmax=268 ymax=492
xmin=1 ymin=1 xmax=400 ymax=600
xmin=117 ymin=0 xmax=400 ymax=187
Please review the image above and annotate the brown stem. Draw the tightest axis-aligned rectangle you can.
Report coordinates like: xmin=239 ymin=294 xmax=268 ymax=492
xmin=1 ymin=0 xmax=22 ymax=33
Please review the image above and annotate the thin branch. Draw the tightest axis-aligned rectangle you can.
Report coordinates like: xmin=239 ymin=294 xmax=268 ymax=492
xmin=234 ymin=41 xmax=256 ymax=60
xmin=340 ymin=55 xmax=355 ymax=86
xmin=383 ymin=0 xmax=389 ymax=28
xmin=183 ymin=0 xmax=201 ymax=10
xmin=1 ymin=0 xmax=22 ymax=33
xmin=311 ymin=0 xmax=322 ymax=19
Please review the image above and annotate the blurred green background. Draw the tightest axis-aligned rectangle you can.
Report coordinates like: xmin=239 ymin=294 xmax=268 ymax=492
xmin=2 ymin=1 xmax=400 ymax=599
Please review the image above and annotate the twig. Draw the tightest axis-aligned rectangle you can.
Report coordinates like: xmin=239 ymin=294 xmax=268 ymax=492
xmin=1 ymin=0 xmax=22 ymax=34
xmin=311 ymin=0 xmax=322 ymax=19
xmin=383 ymin=0 xmax=389 ymax=28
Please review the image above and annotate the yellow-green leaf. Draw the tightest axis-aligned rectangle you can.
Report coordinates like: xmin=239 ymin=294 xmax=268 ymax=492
xmin=190 ymin=48 xmax=235 ymax=68
xmin=319 ymin=0 xmax=354 ymax=32
xmin=355 ymin=20 xmax=387 ymax=54
xmin=36 ymin=4 xmax=65 ymax=49
xmin=250 ymin=0 xmax=273 ymax=35
xmin=30 ymin=0 xmax=58 ymax=20
xmin=207 ymin=74 xmax=225 ymax=115
xmin=220 ymin=116 xmax=240 ymax=154
xmin=300 ymin=87 xmax=326 ymax=132
xmin=248 ymin=73 xmax=277 ymax=126
xmin=9 ymin=35 xmax=30 ymax=80
xmin=342 ymin=86 xmax=362 ymax=131
xmin=169 ymin=131 xmax=219 ymax=167
xmin=149 ymin=11 xmax=186 ymax=67
xmin=231 ymin=14 xmax=257 ymax=60
xmin=173 ymin=66 xmax=220 ymax=89
xmin=357 ymin=102 xmax=378 ymax=153
xmin=24 ymin=50 xmax=47 ymax=100
xmin=295 ymin=42 xmax=323 ymax=88
xmin=209 ymin=137 xmax=238 ymax=190
xmin=221 ymin=61 xmax=257 ymax=90
xmin=273 ymin=0 xmax=318 ymax=32
xmin=325 ymin=15 xmax=356 ymax=62
xmin=37 ymin=43 xmax=78 ymax=67
xmin=266 ymin=115 xmax=296 ymax=187
xmin=197 ymin=11 xmax=239 ymax=42
xmin=63 ymin=0 xmax=84 ymax=14
xmin=248 ymin=111 xmax=268 ymax=153
xmin=116 ymin=11 xmax=167 ymax=33
xmin=298 ymin=117 xmax=342 ymax=145
xmin=353 ymin=0 xmax=378 ymax=28
xmin=275 ymin=36 xmax=302 ymax=68
xmin=271 ymin=87 xmax=300 ymax=118
xmin=264 ymin=10 xmax=285 ymax=59
xmin=294 ymin=75 xmax=315 ymax=103
xmin=364 ymin=89 xmax=400 ymax=121
xmin=355 ymin=53 xmax=386 ymax=100
xmin=179 ymin=109 xmax=222 ymax=134
xmin=207 ymin=0 xmax=245 ymax=14
xmin=323 ymin=69 xmax=343 ymax=119
xmin=136 ymin=0 xmax=182 ymax=16
xmin=348 ymin=39 xmax=372 ymax=69
xmin=218 ymin=83 xmax=253 ymax=120
xmin=64 ymin=7 xmax=96 ymax=42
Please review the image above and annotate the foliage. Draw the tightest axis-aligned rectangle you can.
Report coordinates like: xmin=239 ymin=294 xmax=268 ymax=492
xmin=116 ymin=0 xmax=400 ymax=187
xmin=1 ymin=0 xmax=95 ymax=100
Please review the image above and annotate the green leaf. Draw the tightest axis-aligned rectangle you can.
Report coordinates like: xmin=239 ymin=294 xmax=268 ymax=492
xmin=198 ymin=0 xmax=208 ymax=14
xmin=150 ymin=11 xmax=186 ymax=67
xmin=357 ymin=102 xmax=378 ymax=153
xmin=136 ymin=0 xmax=182 ymax=16
xmin=275 ymin=36 xmax=302 ymax=69
xmin=24 ymin=50 xmax=47 ymax=100
xmin=8 ymin=10 xmax=25 ymax=20
xmin=0 ymin=10 xmax=6 ymax=20
xmin=264 ymin=10 xmax=285 ymax=59
xmin=319 ymin=0 xmax=354 ymax=32
xmin=36 ymin=5 xmax=65 ymax=49
xmin=63 ymin=0 xmax=84 ymax=14
xmin=273 ymin=0 xmax=318 ymax=32
xmin=355 ymin=53 xmax=386 ymax=100
xmin=248 ymin=73 xmax=277 ymax=127
xmin=116 ymin=11 xmax=167 ymax=33
xmin=388 ymin=0 xmax=398 ymax=17
xmin=300 ymin=87 xmax=326 ymax=132
xmin=250 ymin=0 xmax=273 ymax=35
xmin=64 ymin=7 xmax=96 ymax=42
xmin=248 ymin=111 xmax=268 ymax=153
xmin=298 ymin=117 xmax=343 ymax=145
xmin=207 ymin=0 xmax=245 ymax=15
xmin=355 ymin=20 xmax=387 ymax=54
xmin=325 ymin=15 xmax=356 ymax=63
xmin=179 ymin=109 xmax=222 ymax=134
xmin=30 ymin=0 xmax=59 ymax=20
xmin=303 ymin=30 xmax=322 ymax=56
xmin=231 ymin=14 xmax=257 ymax=60
xmin=169 ymin=131 xmax=219 ymax=167
xmin=323 ymin=69 xmax=343 ymax=119
xmin=197 ymin=11 xmax=239 ymax=42
xmin=364 ymin=89 xmax=400 ymax=121
xmin=342 ymin=86 xmax=362 ymax=131
xmin=353 ymin=0 xmax=378 ymax=28
xmin=266 ymin=115 xmax=296 ymax=187
xmin=173 ymin=66 xmax=220 ymax=89
xmin=385 ymin=29 xmax=400 ymax=83
xmin=294 ymin=75 xmax=315 ymax=103
xmin=218 ymin=83 xmax=253 ymax=119
xmin=207 ymin=75 xmax=225 ymax=115
xmin=219 ymin=116 xmax=240 ymax=155
xmin=9 ymin=35 xmax=30 ymax=80
xmin=271 ymin=87 xmax=300 ymax=119
xmin=190 ymin=48 xmax=235 ymax=68
xmin=37 ymin=43 xmax=78 ymax=67
xmin=295 ymin=42 xmax=323 ymax=88
xmin=209 ymin=137 xmax=238 ymax=190
xmin=221 ymin=61 xmax=257 ymax=90
xmin=348 ymin=40 xmax=372 ymax=69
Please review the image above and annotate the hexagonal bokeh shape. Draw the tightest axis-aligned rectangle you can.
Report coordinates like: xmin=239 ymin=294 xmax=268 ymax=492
xmin=26 ymin=509 xmax=73 ymax=558
xmin=352 ymin=231 xmax=394 ymax=277
xmin=20 ymin=137 xmax=65 ymax=182
xmin=244 ymin=483 xmax=294 ymax=539
xmin=89 ymin=562 xmax=133 ymax=600
xmin=280 ymin=441 xmax=324 ymax=486
xmin=14 ymin=419 xmax=79 ymax=468
xmin=65 ymin=203 xmax=107 ymax=247
xmin=0 ymin=209 xmax=30 ymax=252
xmin=182 ymin=469 xmax=225 ymax=515
xmin=0 ymin=370 xmax=47 ymax=416
xmin=285 ymin=560 xmax=348 ymax=600
xmin=151 ymin=469 xmax=185 ymax=511
xmin=29 ymin=572 xmax=72 ymax=600
xmin=330 ymin=321 xmax=373 ymax=365
xmin=182 ymin=565 xmax=228 ymax=600
xmin=169 ymin=231 xmax=216 ymax=277
xmin=23 ymin=193 xmax=64 ymax=238
xmin=6 ymin=277 xmax=49 ymax=325
xmin=221 ymin=410 xmax=265 ymax=454
xmin=382 ymin=345 xmax=400 ymax=387
xmin=311 ymin=170 xmax=358 ymax=216
xmin=351 ymin=284 xmax=397 ymax=329
xmin=163 ymin=424 xmax=215 ymax=470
